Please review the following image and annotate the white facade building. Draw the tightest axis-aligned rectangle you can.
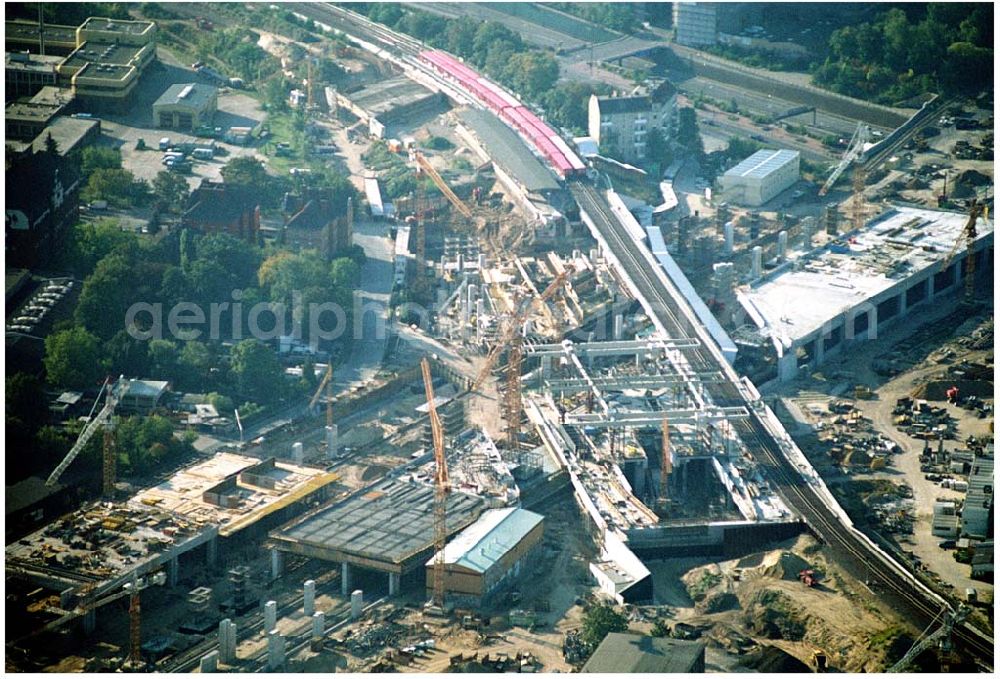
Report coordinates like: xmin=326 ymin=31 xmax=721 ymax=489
xmin=962 ymin=453 xmax=993 ymax=539
xmin=718 ymin=149 xmax=800 ymax=207
xmin=587 ymin=81 xmax=677 ymax=164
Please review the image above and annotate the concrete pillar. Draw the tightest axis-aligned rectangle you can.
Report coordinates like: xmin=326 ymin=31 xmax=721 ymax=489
xmin=388 ymin=572 xmax=400 ymax=597
xmin=351 ymin=589 xmax=364 ymax=619
xmin=218 ymin=619 xmax=236 ymax=664
xmin=199 ymin=650 xmax=219 ymax=673
xmin=456 ymin=252 xmax=465 ymax=273
xmin=477 ymin=253 xmax=486 ymax=270
xmin=898 ymin=289 xmax=907 ymax=315
xmin=206 ymin=535 xmax=218 ymax=567
xmin=291 ymin=441 xmax=304 ymax=463
xmin=311 ymin=611 xmax=325 ymax=640
xmin=613 ymin=314 xmax=624 ymax=340
xmin=326 ymin=425 xmax=338 ymax=459
xmin=924 ymin=276 xmax=934 ymax=301
xmin=540 ymin=355 xmax=552 ymax=378
xmin=271 ymin=548 xmax=283 ymax=580
xmin=777 ymin=230 xmax=788 ymax=261
xmin=82 ymin=608 xmax=96 ymax=635
xmin=751 ymin=246 xmax=763 ymax=279
xmin=778 ymin=351 xmax=798 ymax=381
xmin=723 ymin=221 xmax=734 ymax=254
xmin=340 ymin=562 xmax=352 ymax=596
xmin=168 ymin=555 xmax=179 ymax=588
xmin=303 ymin=580 xmax=316 ymax=617
xmin=264 ymin=600 xmax=277 ymax=632
xmin=814 ymin=334 xmax=825 ymax=367
xmin=267 ymin=630 xmax=285 ymax=670
xmin=60 ymin=587 xmax=75 ymax=610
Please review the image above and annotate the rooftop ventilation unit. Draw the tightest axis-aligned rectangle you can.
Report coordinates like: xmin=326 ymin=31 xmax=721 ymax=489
xmin=178 ymin=84 xmax=194 ymax=99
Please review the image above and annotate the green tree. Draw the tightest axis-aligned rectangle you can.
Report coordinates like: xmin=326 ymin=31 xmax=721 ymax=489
xmin=75 ymin=253 xmax=140 ymax=340
xmin=444 ymin=16 xmax=478 ymax=57
xmin=221 ymin=156 xmax=270 ymax=186
xmin=115 ymin=415 xmax=193 ymax=475
xmin=650 ymin=618 xmax=671 ymax=638
xmin=44 ymin=326 xmax=104 ymax=389
xmin=152 ymin=170 xmax=191 ymax=212
xmin=177 ymin=340 xmax=215 ymax=391
xmin=56 ymin=219 xmax=136 ymax=276
xmin=147 ymin=339 xmax=179 ymax=379
xmin=81 ymin=146 xmax=122 ymax=176
xmin=230 ymin=339 xmax=284 ymax=403
xmin=82 ymin=168 xmax=150 ymax=208
xmin=104 ymin=329 xmax=152 ymax=377
xmin=7 ymin=373 xmax=48 ymax=477
xmin=581 ymin=603 xmax=629 ymax=648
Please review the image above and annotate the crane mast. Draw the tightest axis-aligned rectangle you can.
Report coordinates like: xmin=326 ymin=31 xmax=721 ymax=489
xmin=421 ymin=357 xmax=449 ymax=608
xmin=47 ymin=377 xmax=120 ymax=490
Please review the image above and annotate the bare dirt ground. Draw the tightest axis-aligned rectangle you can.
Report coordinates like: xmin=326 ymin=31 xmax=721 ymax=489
xmin=772 ymin=304 xmax=994 ymax=607
xmin=646 ymin=534 xmax=914 ymax=672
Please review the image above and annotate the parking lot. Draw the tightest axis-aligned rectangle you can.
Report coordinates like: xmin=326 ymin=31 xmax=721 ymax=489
xmin=91 ymin=53 xmax=268 ymax=188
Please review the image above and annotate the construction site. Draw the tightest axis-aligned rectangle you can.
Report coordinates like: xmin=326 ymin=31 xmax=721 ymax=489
xmin=5 ymin=3 xmax=995 ymax=675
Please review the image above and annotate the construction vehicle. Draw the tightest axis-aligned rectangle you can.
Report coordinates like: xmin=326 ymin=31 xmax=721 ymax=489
xmin=46 ymin=376 xmax=121 ymax=497
xmin=854 ymin=384 xmax=874 ymax=400
xmin=421 ymin=357 xmax=450 ymax=610
xmin=471 ymin=270 xmax=569 ymax=449
xmin=889 ymin=606 xmax=969 ymax=672
xmin=308 ymin=363 xmax=336 ymax=457
xmin=941 ymin=200 xmax=988 ymax=304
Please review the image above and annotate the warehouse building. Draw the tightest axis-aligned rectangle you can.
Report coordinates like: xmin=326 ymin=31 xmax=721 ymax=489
xmin=718 ymin=149 xmax=800 ymax=206
xmin=737 ymin=205 xmax=995 ymax=383
xmin=587 ymin=80 xmax=678 ymax=164
xmin=271 ymin=478 xmax=485 ymax=596
xmin=583 ymin=633 xmax=705 ymax=673
xmin=333 ymin=75 xmax=446 ymax=139
xmin=153 ymin=82 xmax=218 ymax=130
xmin=962 ymin=453 xmax=993 ymax=539
xmin=425 ymin=507 xmax=544 ymax=607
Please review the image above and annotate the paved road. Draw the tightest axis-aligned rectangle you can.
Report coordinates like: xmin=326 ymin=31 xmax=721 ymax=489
xmin=333 ymin=219 xmax=394 ymax=390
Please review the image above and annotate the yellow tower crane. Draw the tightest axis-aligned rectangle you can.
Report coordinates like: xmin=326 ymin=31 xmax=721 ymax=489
xmin=47 ymin=376 xmax=121 ymax=497
xmin=941 ymin=200 xmax=988 ymax=304
xmin=472 ymin=270 xmax=570 ymax=449
xmin=309 ymin=364 xmax=336 ymax=457
xmin=421 ymin=357 xmax=449 ymax=609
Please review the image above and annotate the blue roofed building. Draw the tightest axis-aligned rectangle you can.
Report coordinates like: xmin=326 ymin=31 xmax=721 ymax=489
xmin=718 ymin=148 xmax=800 ymax=206
xmin=425 ymin=507 xmax=544 ymax=607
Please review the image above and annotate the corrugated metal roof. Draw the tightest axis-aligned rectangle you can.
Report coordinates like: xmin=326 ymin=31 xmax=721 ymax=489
xmin=154 ymin=82 xmax=216 ymax=110
xmin=582 ymin=633 xmax=704 ymax=673
xmin=428 ymin=507 xmax=543 ymax=573
xmin=724 ymin=149 xmax=799 ymax=179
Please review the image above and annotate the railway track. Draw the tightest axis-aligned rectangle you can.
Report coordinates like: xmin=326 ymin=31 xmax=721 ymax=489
xmin=571 ymin=180 xmax=993 ymax=666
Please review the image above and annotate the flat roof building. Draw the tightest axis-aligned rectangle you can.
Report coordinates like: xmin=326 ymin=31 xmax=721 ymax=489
xmin=5 ymin=20 xmax=79 ymax=55
xmin=673 ymin=2 xmax=718 ymax=47
xmin=738 ymin=205 xmax=995 ymax=382
xmin=153 ymin=82 xmax=218 ymax=131
xmin=6 ymin=52 xmax=62 ymax=98
xmin=333 ymin=75 xmax=446 ymax=138
xmin=5 ymin=101 xmax=64 ymax=140
xmin=718 ymin=149 xmax=800 ymax=206
xmin=425 ymin=507 xmax=544 ymax=606
xmin=582 ymin=632 xmax=706 ymax=673
xmin=271 ymin=478 xmax=485 ymax=596
xmin=962 ymin=454 xmax=993 ymax=539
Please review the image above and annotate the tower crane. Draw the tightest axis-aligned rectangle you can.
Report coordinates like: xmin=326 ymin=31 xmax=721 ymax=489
xmin=889 ymin=606 xmax=969 ymax=672
xmin=309 ymin=363 xmax=336 ymax=457
xmin=46 ymin=376 xmax=122 ymax=497
xmin=818 ymin=122 xmax=870 ymax=197
xmin=472 ymin=270 xmax=570 ymax=449
xmin=414 ymin=151 xmax=472 ymax=219
xmin=421 ymin=357 xmax=449 ymax=609
xmin=941 ymin=200 xmax=988 ymax=304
